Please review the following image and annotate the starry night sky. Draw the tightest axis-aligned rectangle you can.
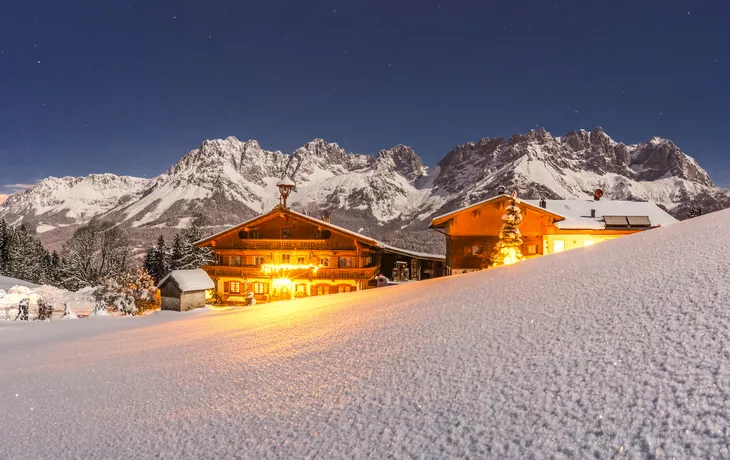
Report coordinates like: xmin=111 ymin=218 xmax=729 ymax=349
xmin=1 ymin=0 xmax=729 ymax=198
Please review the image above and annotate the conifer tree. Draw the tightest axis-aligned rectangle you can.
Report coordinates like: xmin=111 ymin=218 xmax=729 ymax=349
xmin=144 ymin=235 xmax=171 ymax=282
xmin=490 ymin=198 xmax=524 ymax=267
xmin=170 ymin=233 xmax=186 ymax=270
xmin=0 ymin=219 xmax=11 ymax=276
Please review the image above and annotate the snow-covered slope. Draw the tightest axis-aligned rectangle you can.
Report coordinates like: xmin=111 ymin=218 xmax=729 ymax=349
xmin=1 ymin=129 xmax=728 ymax=252
xmin=1 ymin=208 xmax=729 ymax=457
xmin=0 ymin=275 xmax=39 ymax=290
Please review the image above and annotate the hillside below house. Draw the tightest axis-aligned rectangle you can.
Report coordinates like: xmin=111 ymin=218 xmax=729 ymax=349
xmin=1 ymin=205 xmax=728 ymax=457
xmin=2 ymin=128 xmax=729 ymax=254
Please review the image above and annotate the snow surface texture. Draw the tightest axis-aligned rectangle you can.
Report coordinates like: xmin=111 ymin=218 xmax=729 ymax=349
xmin=157 ymin=269 xmax=214 ymax=291
xmin=1 ymin=210 xmax=729 ymax=458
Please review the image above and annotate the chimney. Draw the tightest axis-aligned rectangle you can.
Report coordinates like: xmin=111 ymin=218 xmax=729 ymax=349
xmin=590 ymin=209 xmax=596 ymax=218
xmin=593 ymin=188 xmax=604 ymax=201
xmin=539 ymin=198 xmax=547 ymax=209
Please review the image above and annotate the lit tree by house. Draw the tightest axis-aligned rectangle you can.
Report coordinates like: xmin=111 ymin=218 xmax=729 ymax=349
xmin=491 ymin=198 xmax=524 ymax=267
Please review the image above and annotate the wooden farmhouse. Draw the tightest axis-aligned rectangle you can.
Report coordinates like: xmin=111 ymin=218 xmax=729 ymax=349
xmin=429 ymin=191 xmax=678 ymax=274
xmin=158 ymin=269 xmax=215 ymax=311
xmin=194 ymin=179 xmax=445 ymax=304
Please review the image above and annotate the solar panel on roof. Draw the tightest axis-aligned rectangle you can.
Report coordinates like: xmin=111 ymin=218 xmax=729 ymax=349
xmin=627 ymin=216 xmax=651 ymax=227
xmin=603 ymin=216 xmax=629 ymax=227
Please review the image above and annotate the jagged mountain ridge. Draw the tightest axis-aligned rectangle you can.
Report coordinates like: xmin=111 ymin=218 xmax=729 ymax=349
xmin=2 ymin=128 xmax=728 ymax=253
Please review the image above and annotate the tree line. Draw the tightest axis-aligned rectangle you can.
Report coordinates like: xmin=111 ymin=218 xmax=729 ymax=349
xmin=1 ymin=218 xmax=214 ymax=290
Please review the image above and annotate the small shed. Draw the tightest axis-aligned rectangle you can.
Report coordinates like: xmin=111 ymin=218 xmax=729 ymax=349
xmin=157 ymin=269 xmax=214 ymax=312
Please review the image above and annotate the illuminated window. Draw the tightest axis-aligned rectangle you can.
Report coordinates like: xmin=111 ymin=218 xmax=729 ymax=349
xmin=232 ymin=256 xmax=241 ymax=266
xmin=472 ymin=245 xmax=481 ymax=255
xmin=297 ymin=256 xmax=305 ymax=265
xmin=583 ymin=240 xmax=595 ymax=247
xmin=317 ymin=285 xmax=328 ymax=295
xmin=230 ymin=281 xmax=241 ymax=294
xmin=527 ymin=245 xmax=537 ymax=254
xmin=251 ymin=282 xmax=267 ymax=294
xmin=338 ymin=285 xmax=348 ymax=293
xmin=281 ymin=227 xmax=292 ymax=239
xmin=319 ymin=257 xmax=330 ymax=267
xmin=281 ymin=254 xmax=291 ymax=264
xmin=296 ymin=284 xmax=306 ymax=293
xmin=553 ymin=240 xmax=565 ymax=253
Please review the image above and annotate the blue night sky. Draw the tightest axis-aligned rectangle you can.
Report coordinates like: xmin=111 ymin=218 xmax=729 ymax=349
xmin=1 ymin=0 xmax=729 ymax=195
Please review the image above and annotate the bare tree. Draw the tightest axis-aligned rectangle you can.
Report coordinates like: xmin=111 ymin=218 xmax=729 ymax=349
xmin=60 ymin=221 xmax=131 ymax=290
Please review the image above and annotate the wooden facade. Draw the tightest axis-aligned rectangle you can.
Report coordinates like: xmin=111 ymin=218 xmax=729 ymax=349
xmin=431 ymin=195 xmax=655 ymax=274
xmin=195 ymin=206 xmax=382 ymax=304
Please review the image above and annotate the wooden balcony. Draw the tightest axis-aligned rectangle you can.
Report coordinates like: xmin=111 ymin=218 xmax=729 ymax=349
xmin=201 ymin=265 xmax=379 ymax=279
xmin=217 ymin=239 xmax=357 ymax=251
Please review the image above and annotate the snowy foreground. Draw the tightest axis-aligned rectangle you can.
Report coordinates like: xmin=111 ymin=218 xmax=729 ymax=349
xmin=1 ymin=211 xmax=730 ymax=458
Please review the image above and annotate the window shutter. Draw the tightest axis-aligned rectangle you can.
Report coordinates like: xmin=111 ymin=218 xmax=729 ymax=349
xmin=264 ymin=283 xmax=269 ymax=294
xmin=224 ymin=281 xmax=230 ymax=293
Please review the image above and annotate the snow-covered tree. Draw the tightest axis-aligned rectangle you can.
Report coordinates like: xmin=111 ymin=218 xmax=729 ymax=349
xmin=60 ymin=221 xmax=131 ymax=290
xmin=144 ymin=235 xmax=171 ymax=282
xmin=490 ymin=198 xmax=524 ymax=267
xmin=93 ymin=268 xmax=159 ymax=316
xmin=0 ymin=219 xmax=11 ymax=276
xmin=169 ymin=233 xmax=186 ymax=270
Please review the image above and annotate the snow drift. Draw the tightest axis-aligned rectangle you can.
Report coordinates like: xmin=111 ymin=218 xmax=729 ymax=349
xmin=0 ymin=209 xmax=729 ymax=457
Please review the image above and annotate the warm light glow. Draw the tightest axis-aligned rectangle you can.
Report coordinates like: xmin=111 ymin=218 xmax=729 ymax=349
xmin=205 ymin=289 xmax=214 ymax=300
xmin=499 ymin=247 xmax=521 ymax=266
xmin=272 ymin=278 xmax=292 ymax=290
xmin=261 ymin=264 xmax=320 ymax=274
xmin=583 ymin=240 xmax=595 ymax=247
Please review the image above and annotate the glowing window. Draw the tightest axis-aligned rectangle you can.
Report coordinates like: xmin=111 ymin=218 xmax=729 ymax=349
xmin=281 ymin=254 xmax=291 ymax=264
xmin=553 ymin=240 xmax=565 ymax=253
xmin=230 ymin=281 xmax=241 ymax=294
xmin=583 ymin=240 xmax=595 ymax=247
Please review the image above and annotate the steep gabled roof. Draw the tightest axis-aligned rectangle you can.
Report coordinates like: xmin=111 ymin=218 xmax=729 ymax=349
xmin=193 ymin=206 xmax=381 ymax=248
xmin=194 ymin=206 xmax=446 ymax=260
xmin=429 ymin=194 xmax=567 ymax=228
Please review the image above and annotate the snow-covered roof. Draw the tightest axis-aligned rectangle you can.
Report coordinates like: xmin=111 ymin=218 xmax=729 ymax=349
xmin=276 ymin=176 xmax=295 ymax=187
xmin=429 ymin=194 xmax=678 ymax=231
xmin=157 ymin=269 xmax=214 ymax=292
xmin=522 ymin=199 xmax=678 ymax=230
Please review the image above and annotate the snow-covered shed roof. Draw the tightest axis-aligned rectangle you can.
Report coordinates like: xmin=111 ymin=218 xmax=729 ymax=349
xmin=522 ymin=199 xmax=678 ymax=230
xmin=157 ymin=269 xmax=214 ymax=292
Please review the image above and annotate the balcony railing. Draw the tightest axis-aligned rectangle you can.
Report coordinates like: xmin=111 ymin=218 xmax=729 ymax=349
xmin=219 ymin=239 xmax=356 ymax=251
xmin=201 ymin=265 xmax=378 ymax=279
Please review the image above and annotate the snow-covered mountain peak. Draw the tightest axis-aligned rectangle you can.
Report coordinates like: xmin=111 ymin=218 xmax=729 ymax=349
xmin=376 ymin=145 xmax=427 ymax=183
xmin=0 ymin=173 xmax=151 ymax=226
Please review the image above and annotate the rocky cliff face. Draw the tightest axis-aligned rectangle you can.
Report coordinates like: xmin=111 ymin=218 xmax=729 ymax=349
xmin=2 ymin=128 xmax=728 ymax=253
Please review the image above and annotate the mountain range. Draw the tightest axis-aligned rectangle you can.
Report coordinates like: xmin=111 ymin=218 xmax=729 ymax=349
xmin=2 ymin=127 xmax=729 ymax=253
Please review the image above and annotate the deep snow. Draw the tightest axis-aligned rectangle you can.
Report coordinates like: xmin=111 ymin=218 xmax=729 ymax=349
xmin=1 ymin=209 xmax=729 ymax=458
